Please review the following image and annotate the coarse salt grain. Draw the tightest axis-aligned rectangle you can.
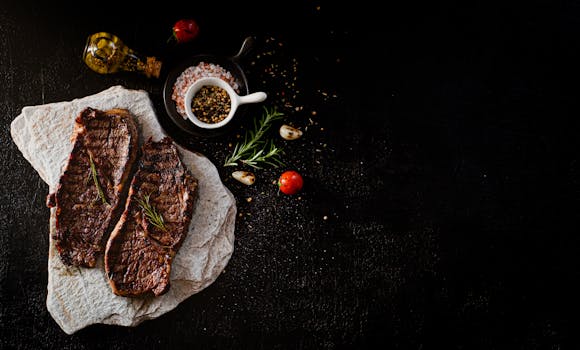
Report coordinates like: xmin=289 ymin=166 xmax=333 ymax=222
xmin=172 ymin=62 xmax=241 ymax=119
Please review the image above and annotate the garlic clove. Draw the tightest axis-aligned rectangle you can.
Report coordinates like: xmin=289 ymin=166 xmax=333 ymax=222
xmin=279 ymin=124 xmax=303 ymax=140
xmin=232 ymin=171 xmax=255 ymax=185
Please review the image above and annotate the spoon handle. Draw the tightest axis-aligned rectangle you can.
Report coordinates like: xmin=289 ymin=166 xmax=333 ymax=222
xmin=238 ymin=91 xmax=267 ymax=105
xmin=232 ymin=36 xmax=255 ymax=61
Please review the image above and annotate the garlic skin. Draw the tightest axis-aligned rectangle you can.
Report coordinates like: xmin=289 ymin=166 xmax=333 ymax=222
xmin=232 ymin=171 xmax=255 ymax=185
xmin=279 ymin=124 xmax=303 ymax=140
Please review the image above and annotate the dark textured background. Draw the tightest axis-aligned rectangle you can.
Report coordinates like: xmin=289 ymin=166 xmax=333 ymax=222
xmin=0 ymin=1 xmax=576 ymax=349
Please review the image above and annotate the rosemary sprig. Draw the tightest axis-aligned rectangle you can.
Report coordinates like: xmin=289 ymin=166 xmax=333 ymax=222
xmin=223 ymin=106 xmax=285 ymax=169
xmin=240 ymin=139 xmax=285 ymax=169
xmin=88 ymin=151 xmax=109 ymax=205
xmin=136 ymin=192 xmax=167 ymax=232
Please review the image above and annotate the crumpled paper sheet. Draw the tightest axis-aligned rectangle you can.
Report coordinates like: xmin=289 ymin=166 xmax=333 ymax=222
xmin=10 ymin=85 xmax=236 ymax=335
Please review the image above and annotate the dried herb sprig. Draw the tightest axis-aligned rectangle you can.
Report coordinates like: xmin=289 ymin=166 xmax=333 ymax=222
xmin=88 ymin=151 xmax=109 ymax=205
xmin=136 ymin=192 xmax=167 ymax=232
xmin=223 ymin=106 xmax=285 ymax=169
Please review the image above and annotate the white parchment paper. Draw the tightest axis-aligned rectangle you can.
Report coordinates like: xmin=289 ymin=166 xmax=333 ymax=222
xmin=10 ymin=85 xmax=236 ymax=334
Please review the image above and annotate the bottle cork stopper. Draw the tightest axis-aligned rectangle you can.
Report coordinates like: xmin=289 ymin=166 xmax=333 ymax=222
xmin=146 ymin=57 xmax=162 ymax=78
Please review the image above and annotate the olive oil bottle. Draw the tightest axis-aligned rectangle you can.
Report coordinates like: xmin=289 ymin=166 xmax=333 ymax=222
xmin=82 ymin=32 xmax=162 ymax=78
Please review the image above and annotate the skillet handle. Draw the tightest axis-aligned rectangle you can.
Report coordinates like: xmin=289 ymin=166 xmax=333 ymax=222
xmin=232 ymin=36 xmax=255 ymax=62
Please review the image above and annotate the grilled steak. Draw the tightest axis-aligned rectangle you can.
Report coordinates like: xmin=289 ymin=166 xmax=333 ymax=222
xmin=46 ymin=107 xmax=139 ymax=267
xmin=104 ymin=137 xmax=198 ymax=297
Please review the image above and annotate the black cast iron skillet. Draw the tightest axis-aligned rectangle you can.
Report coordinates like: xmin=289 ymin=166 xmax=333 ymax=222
xmin=162 ymin=36 xmax=255 ymax=138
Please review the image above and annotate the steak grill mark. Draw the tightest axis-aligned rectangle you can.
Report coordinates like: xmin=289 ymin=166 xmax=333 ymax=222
xmin=46 ymin=107 xmax=138 ymax=267
xmin=105 ymin=137 xmax=198 ymax=297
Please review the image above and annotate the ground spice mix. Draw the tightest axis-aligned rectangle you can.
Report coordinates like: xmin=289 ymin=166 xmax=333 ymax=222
xmin=190 ymin=85 xmax=231 ymax=124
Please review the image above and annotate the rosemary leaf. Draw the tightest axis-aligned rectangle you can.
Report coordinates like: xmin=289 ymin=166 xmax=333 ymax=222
xmin=88 ymin=152 xmax=109 ymax=205
xmin=223 ymin=106 xmax=285 ymax=168
xmin=240 ymin=140 xmax=285 ymax=169
xmin=136 ymin=192 xmax=167 ymax=232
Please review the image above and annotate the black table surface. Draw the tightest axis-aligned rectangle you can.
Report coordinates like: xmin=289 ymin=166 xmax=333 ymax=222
xmin=1 ymin=1 xmax=577 ymax=349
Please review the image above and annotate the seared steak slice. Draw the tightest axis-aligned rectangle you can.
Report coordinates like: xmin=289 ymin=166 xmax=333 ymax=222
xmin=46 ymin=107 xmax=139 ymax=267
xmin=104 ymin=137 xmax=198 ymax=297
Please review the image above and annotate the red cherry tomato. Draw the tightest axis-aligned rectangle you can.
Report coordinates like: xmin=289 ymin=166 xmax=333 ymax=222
xmin=171 ymin=19 xmax=199 ymax=43
xmin=278 ymin=170 xmax=304 ymax=195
